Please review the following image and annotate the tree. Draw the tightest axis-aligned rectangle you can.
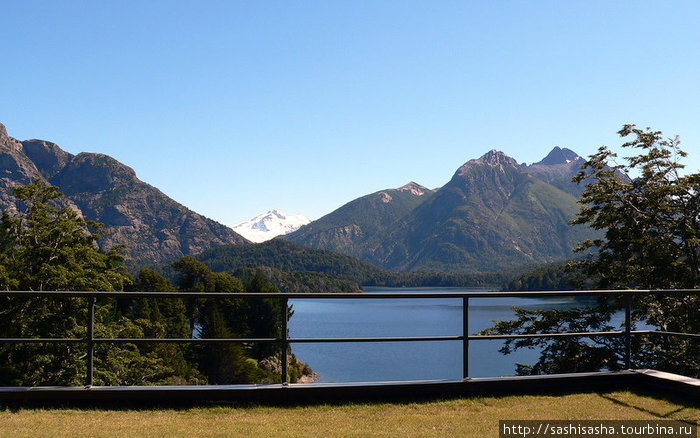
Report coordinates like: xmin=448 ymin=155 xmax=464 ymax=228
xmin=121 ymin=269 xmax=202 ymax=384
xmin=128 ymin=268 xmax=189 ymax=338
xmin=242 ymin=269 xmax=285 ymax=360
xmin=0 ymin=180 xmax=131 ymax=385
xmin=198 ymin=308 xmax=263 ymax=384
xmin=482 ymin=126 xmax=699 ymax=377
xmin=570 ymin=125 xmax=700 ymax=289
xmin=0 ymin=180 xmax=129 ymax=292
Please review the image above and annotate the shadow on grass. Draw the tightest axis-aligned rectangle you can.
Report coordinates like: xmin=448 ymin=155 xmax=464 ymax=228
xmin=596 ymin=387 xmax=698 ymax=426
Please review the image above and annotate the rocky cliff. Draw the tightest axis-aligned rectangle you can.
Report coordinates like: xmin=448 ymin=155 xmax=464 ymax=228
xmin=0 ymin=123 xmax=248 ymax=266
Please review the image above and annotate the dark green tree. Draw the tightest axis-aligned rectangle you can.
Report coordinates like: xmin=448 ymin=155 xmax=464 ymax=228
xmin=120 ymin=268 xmax=202 ymax=384
xmin=129 ymin=268 xmax=189 ymax=338
xmin=571 ymin=125 xmax=700 ymax=289
xmin=198 ymin=308 xmax=262 ymax=384
xmin=171 ymin=257 xmax=268 ymax=383
xmin=242 ymin=269 xmax=285 ymax=360
xmin=0 ymin=180 xmax=131 ymax=385
xmin=482 ymin=126 xmax=699 ymax=377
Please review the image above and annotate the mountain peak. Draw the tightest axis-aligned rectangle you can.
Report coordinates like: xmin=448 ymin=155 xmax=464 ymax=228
xmin=397 ymin=182 xmax=430 ymax=196
xmin=21 ymin=139 xmax=74 ymax=179
xmin=268 ymin=209 xmax=286 ymax=219
xmin=535 ymin=146 xmax=581 ymax=165
xmin=0 ymin=122 xmax=23 ymax=154
xmin=457 ymin=150 xmax=518 ymax=177
xmin=480 ymin=149 xmax=519 ymax=166
xmin=231 ymin=209 xmax=310 ymax=243
xmin=1 ymin=122 xmax=249 ymax=263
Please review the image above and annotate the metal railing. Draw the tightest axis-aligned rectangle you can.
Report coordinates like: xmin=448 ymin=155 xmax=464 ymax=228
xmin=0 ymin=289 xmax=698 ymax=386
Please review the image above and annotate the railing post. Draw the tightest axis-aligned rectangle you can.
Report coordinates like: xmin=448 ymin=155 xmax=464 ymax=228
xmin=281 ymin=297 xmax=289 ymax=385
xmin=86 ymin=295 xmax=95 ymax=387
xmin=624 ymin=293 xmax=631 ymax=370
xmin=463 ymin=296 xmax=469 ymax=380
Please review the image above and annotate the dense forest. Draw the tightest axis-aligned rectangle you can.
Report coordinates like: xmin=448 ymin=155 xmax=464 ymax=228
xmin=193 ymin=239 xmax=509 ymax=289
xmin=502 ymin=263 xmax=597 ymax=291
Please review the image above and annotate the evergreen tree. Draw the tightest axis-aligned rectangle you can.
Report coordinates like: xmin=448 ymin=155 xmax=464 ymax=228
xmin=243 ymin=269 xmax=285 ymax=360
xmin=171 ymin=256 xmax=271 ymax=383
xmin=122 ymin=269 xmax=202 ymax=384
xmin=0 ymin=180 xmax=129 ymax=292
xmin=198 ymin=308 xmax=261 ymax=384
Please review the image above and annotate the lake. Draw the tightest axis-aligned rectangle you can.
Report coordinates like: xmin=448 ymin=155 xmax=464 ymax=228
xmin=288 ymin=287 xmax=600 ymax=382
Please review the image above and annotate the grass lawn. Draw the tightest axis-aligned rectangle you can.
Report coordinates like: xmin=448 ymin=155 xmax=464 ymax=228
xmin=0 ymin=389 xmax=697 ymax=437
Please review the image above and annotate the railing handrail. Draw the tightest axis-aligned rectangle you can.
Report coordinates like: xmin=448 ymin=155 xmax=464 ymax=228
xmin=0 ymin=289 xmax=697 ymax=387
xmin=0 ymin=288 xmax=697 ymax=299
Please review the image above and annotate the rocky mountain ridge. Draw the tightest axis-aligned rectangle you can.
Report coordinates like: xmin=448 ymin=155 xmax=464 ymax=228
xmin=287 ymin=147 xmax=597 ymax=273
xmin=0 ymin=122 xmax=248 ymax=266
xmin=522 ymin=146 xmax=587 ymax=196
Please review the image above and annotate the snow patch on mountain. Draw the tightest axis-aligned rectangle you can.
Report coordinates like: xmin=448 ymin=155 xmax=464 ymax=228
xmin=231 ymin=209 xmax=310 ymax=243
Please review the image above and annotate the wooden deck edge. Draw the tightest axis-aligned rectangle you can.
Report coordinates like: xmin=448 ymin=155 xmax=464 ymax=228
xmin=631 ymin=369 xmax=699 ymax=397
xmin=0 ymin=369 xmax=696 ymax=405
xmin=0 ymin=370 xmax=668 ymax=405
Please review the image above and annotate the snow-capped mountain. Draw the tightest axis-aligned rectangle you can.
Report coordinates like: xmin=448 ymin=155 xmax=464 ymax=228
xmin=231 ymin=209 xmax=310 ymax=243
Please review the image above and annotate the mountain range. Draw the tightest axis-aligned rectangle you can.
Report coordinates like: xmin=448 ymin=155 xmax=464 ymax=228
xmin=285 ymin=147 xmax=595 ymax=273
xmin=0 ymin=123 xmax=248 ymax=266
xmin=1 ymin=121 xmax=596 ymax=276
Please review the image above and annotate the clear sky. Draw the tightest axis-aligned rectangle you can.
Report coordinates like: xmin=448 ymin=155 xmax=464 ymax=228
xmin=2 ymin=1 xmax=700 ymax=224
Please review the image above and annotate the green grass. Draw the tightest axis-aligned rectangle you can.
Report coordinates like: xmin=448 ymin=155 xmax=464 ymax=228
xmin=0 ymin=390 xmax=697 ymax=437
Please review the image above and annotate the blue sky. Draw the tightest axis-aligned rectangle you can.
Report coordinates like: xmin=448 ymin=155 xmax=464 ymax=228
xmin=2 ymin=1 xmax=700 ymax=223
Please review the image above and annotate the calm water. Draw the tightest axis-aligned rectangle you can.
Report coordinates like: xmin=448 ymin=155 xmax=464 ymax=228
xmin=288 ymin=287 xmax=598 ymax=382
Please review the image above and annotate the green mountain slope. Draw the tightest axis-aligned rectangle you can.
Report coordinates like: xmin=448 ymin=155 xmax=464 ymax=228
xmin=285 ymin=182 xmax=433 ymax=256
xmin=367 ymin=150 xmax=594 ymax=272
xmin=194 ymin=239 xmax=390 ymax=285
xmin=193 ymin=238 xmax=506 ymax=288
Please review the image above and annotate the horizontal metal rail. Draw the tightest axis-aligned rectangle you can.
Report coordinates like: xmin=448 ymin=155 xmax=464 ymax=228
xmin=638 ymin=330 xmax=700 ymax=339
xmin=469 ymin=331 xmax=625 ymax=340
xmin=289 ymin=336 xmax=463 ymax=343
xmin=6 ymin=330 xmax=693 ymax=345
xmin=0 ymin=289 xmax=697 ymax=386
xmin=1 ymin=289 xmax=697 ymax=299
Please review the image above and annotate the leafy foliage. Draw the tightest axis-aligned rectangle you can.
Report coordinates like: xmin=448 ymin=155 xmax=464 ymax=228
xmin=0 ymin=180 xmax=129 ymax=292
xmin=570 ymin=125 xmax=700 ymax=288
xmin=482 ymin=126 xmax=699 ymax=377
xmin=233 ymin=265 xmax=362 ymax=293
xmin=0 ymin=181 xmax=128 ymax=385
xmin=195 ymin=239 xmax=389 ymax=285
xmin=485 ymin=301 xmax=627 ymax=375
